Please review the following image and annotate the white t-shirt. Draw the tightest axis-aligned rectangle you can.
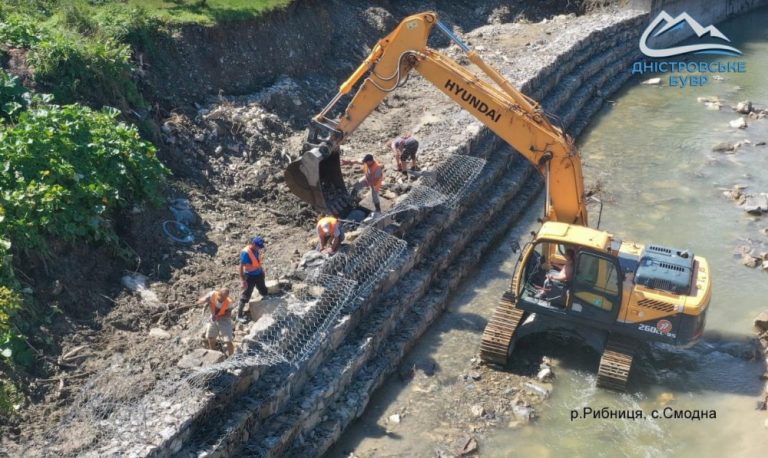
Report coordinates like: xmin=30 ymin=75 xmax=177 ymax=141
xmin=205 ymin=291 xmax=228 ymax=312
xmin=319 ymin=222 xmax=340 ymax=237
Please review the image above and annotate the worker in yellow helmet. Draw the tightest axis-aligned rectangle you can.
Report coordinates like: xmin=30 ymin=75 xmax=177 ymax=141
xmin=316 ymin=215 xmax=345 ymax=254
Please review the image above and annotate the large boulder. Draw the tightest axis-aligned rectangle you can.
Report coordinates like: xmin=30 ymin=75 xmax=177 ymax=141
xmin=755 ymin=311 xmax=768 ymax=333
xmin=735 ymin=100 xmax=753 ymax=114
xmin=249 ymin=296 xmax=284 ymax=321
xmin=742 ymin=252 xmax=760 ymax=268
xmin=454 ymin=434 xmax=478 ymax=456
xmin=741 ymin=194 xmax=768 ymax=214
xmin=729 ymin=117 xmax=748 ymax=129
xmin=712 ymin=142 xmax=735 ymax=152
xmin=264 ymin=279 xmax=283 ymax=294
xmin=177 ymin=348 xmax=226 ymax=369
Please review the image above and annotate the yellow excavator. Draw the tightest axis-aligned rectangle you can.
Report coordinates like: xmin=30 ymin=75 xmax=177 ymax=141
xmin=284 ymin=12 xmax=712 ymax=390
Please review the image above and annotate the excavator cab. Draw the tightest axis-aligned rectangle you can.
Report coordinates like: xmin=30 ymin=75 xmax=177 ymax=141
xmin=482 ymin=221 xmax=711 ymax=390
xmin=519 ymin=242 xmax=572 ymax=308
xmin=518 ymin=239 xmax=623 ymax=325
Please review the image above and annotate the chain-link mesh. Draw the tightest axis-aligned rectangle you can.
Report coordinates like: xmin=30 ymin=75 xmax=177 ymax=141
xmin=51 ymin=358 xmax=208 ymax=455
xmin=318 ymin=225 xmax=407 ymax=300
xmin=382 ymin=154 xmax=485 ymax=219
xmin=421 ymin=154 xmax=486 ymax=207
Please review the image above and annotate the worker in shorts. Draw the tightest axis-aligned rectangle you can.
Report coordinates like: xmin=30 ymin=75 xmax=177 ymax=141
xmin=342 ymin=153 xmax=384 ymax=213
xmin=195 ymin=287 xmax=235 ymax=356
xmin=390 ymin=133 xmax=419 ymax=173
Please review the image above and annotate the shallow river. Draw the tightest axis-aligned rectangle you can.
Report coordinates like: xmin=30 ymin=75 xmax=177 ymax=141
xmin=330 ymin=9 xmax=768 ymax=458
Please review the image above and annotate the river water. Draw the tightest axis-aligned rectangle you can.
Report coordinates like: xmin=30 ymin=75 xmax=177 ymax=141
xmin=330 ymin=9 xmax=768 ymax=458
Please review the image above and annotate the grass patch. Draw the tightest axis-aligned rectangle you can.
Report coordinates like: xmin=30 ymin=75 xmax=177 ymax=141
xmin=0 ymin=0 xmax=294 ymax=108
xmin=122 ymin=0 xmax=294 ymax=24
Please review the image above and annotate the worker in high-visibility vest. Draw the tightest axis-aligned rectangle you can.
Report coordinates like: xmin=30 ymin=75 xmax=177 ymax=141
xmin=342 ymin=154 xmax=384 ymax=213
xmin=195 ymin=287 xmax=235 ymax=356
xmin=316 ymin=215 xmax=344 ymax=254
xmin=237 ymin=236 xmax=269 ymax=322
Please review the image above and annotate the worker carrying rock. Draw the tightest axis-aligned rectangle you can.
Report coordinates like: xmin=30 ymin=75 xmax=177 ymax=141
xmin=342 ymin=153 xmax=384 ymax=213
xmin=237 ymin=236 xmax=269 ymax=322
xmin=316 ymin=215 xmax=344 ymax=254
xmin=195 ymin=287 xmax=235 ymax=356
xmin=390 ymin=133 xmax=419 ymax=173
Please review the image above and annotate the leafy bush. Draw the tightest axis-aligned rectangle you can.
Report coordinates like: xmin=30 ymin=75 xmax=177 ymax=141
xmin=29 ymin=33 xmax=142 ymax=109
xmin=0 ymin=265 xmax=29 ymax=373
xmin=91 ymin=3 xmax=158 ymax=45
xmin=0 ymin=286 xmax=20 ymax=338
xmin=60 ymin=2 xmax=99 ymax=37
xmin=0 ymin=71 xmax=28 ymax=120
xmin=0 ymin=12 xmax=44 ymax=47
xmin=0 ymin=93 xmax=167 ymax=253
xmin=0 ymin=378 xmax=21 ymax=418
xmin=0 ymin=0 xmax=55 ymax=16
xmin=0 ymin=70 xmax=166 ymax=379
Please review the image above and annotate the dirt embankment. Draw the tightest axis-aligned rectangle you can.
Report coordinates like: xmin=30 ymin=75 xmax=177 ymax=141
xmin=2 ymin=0 xmax=597 ymax=453
xmin=141 ymin=0 xmax=583 ymax=111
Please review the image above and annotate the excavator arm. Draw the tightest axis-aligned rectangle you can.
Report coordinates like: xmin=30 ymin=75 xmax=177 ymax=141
xmin=285 ymin=11 xmax=588 ymax=225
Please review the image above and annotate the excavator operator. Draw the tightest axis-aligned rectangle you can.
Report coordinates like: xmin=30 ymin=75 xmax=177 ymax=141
xmin=536 ymin=248 xmax=575 ymax=301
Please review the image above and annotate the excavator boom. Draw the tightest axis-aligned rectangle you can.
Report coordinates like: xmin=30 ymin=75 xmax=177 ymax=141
xmin=285 ymin=11 xmax=713 ymax=392
xmin=285 ymin=11 xmax=587 ymax=225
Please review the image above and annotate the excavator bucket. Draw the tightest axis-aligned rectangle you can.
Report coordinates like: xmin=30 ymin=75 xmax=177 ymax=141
xmin=284 ymin=144 xmax=350 ymax=214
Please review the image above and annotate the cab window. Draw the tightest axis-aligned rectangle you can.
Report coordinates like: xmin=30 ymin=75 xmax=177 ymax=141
xmin=574 ymin=252 xmax=620 ymax=312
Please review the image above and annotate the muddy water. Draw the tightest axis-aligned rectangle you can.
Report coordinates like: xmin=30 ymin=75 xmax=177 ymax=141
xmin=330 ymin=9 xmax=768 ymax=458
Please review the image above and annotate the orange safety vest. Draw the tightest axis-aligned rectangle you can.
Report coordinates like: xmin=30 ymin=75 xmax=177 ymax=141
xmin=363 ymin=161 xmax=383 ymax=192
xmin=209 ymin=291 xmax=232 ymax=318
xmin=242 ymin=246 xmax=262 ymax=273
xmin=317 ymin=216 xmax=339 ymax=236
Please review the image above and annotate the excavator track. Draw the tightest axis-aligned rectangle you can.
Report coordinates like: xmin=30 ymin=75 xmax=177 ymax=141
xmin=480 ymin=291 xmax=526 ymax=366
xmin=596 ymin=335 xmax=635 ymax=391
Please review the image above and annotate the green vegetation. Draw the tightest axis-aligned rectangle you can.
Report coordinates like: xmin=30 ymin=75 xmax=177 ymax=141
xmin=0 ymin=0 xmax=292 ymax=109
xmin=121 ymin=0 xmax=294 ymax=24
xmin=0 ymin=70 xmax=167 ymax=415
xmin=0 ymin=2 xmax=152 ymax=110
xmin=0 ymin=0 xmax=291 ymax=419
xmin=0 ymin=95 xmax=167 ymax=253
xmin=0 ymin=378 xmax=22 ymax=417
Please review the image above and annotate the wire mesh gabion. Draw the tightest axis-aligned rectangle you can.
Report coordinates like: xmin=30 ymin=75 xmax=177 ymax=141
xmin=380 ymin=154 xmax=486 ymax=220
xmin=420 ymin=154 xmax=486 ymax=207
xmin=46 ymin=153 xmax=483 ymax=455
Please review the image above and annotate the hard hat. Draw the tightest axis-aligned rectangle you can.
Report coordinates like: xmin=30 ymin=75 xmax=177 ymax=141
xmin=252 ymin=236 xmax=265 ymax=248
xmin=363 ymin=154 xmax=374 ymax=163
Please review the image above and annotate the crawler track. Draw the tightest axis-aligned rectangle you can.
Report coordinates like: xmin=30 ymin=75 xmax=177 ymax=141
xmin=480 ymin=291 xmax=527 ymax=366
xmin=596 ymin=335 xmax=635 ymax=391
